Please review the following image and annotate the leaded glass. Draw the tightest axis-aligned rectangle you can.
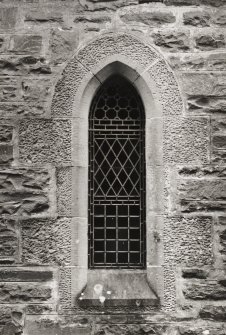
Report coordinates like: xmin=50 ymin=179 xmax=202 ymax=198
xmin=88 ymin=75 xmax=146 ymax=268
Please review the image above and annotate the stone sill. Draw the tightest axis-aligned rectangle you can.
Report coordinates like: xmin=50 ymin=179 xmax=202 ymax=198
xmin=77 ymin=269 xmax=159 ymax=308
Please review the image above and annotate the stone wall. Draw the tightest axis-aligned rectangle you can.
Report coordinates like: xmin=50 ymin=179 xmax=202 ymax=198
xmin=0 ymin=0 xmax=226 ymax=334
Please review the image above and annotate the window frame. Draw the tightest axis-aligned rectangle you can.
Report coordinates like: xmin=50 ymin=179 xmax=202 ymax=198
xmin=88 ymin=74 xmax=146 ymax=269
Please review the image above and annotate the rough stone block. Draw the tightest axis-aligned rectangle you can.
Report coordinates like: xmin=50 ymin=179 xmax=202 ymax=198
xmin=211 ymin=119 xmax=226 ymax=164
xmin=178 ymin=323 xmax=226 ymax=335
xmin=0 ymin=8 xmax=17 ymax=30
xmin=147 ymin=60 xmax=183 ymax=117
xmin=9 ymin=35 xmax=42 ymax=54
xmin=182 ymin=268 xmax=208 ymax=279
xmin=0 ymin=124 xmax=13 ymax=143
xmin=0 ymin=283 xmax=52 ymax=303
xmin=21 ymin=218 xmax=71 ymax=265
xmin=0 ymin=85 xmax=17 ymax=102
xmin=178 ymin=179 xmax=226 ymax=213
xmin=0 ymin=268 xmax=53 ymax=282
xmin=0 ymin=145 xmax=13 ymax=164
xmin=163 ymin=266 xmax=176 ymax=312
xmin=0 ymin=56 xmax=51 ymax=76
xmin=183 ymin=280 xmax=226 ymax=300
xmin=0 ymin=218 xmax=19 ymax=264
xmin=151 ymin=30 xmax=190 ymax=51
xmin=166 ymin=0 xmax=226 ymax=5
xmin=199 ymin=305 xmax=226 ymax=321
xmin=21 ymin=78 xmax=51 ymax=103
xmin=164 ymin=0 xmax=198 ymax=4
xmin=25 ymin=8 xmax=64 ymax=23
xmin=25 ymin=315 xmax=92 ymax=335
xmin=0 ymin=167 xmax=52 ymax=216
xmin=19 ymin=119 xmax=71 ymax=164
xmin=181 ymin=73 xmax=226 ymax=96
xmin=0 ymin=307 xmax=23 ymax=335
xmin=56 ymin=167 xmax=72 ymax=217
xmin=51 ymin=59 xmax=89 ymax=118
xmin=77 ymin=33 xmax=158 ymax=73
xmin=50 ymin=29 xmax=79 ymax=65
xmin=164 ymin=217 xmax=212 ymax=266
xmin=187 ymin=96 xmax=226 ymax=114
xmin=183 ymin=10 xmax=210 ymax=26
xmin=120 ymin=10 xmax=176 ymax=26
xmin=213 ymin=8 xmax=226 ymax=25
xmin=169 ymin=52 xmax=226 ymax=71
xmin=181 ymin=73 xmax=226 ymax=114
xmin=163 ymin=117 xmax=209 ymax=164
xmin=178 ymin=165 xmax=226 ymax=178
xmin=195 ymin=32 xmax=225 ymax=50
xmin=0 ymin=101 xmax=49 ymax=117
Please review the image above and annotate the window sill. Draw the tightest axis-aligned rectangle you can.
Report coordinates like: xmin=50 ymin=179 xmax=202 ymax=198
xmin=77 ymin=269 xmax=159 ymax=308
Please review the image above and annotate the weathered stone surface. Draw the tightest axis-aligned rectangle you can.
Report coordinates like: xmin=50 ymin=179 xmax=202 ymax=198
xmin=166 ymin=0 xmax=226 ymax=5
xmin=178 ymin=323 xmax=226 ymax=335
xmin=164 ymin=0 xmax=198 ymax=4
xmin=0 ymin=101 xmax=48 ymax=117
xmin=164 ymin=217 xmax=212 ymax=266
xmin=0 ymin=145 xmax=13 ymax=164
xmin=21 ymin=78 xmax=51 ymax=103
xmin=79 ymin=0 xmax=137 ymax=11
xmin=0 ymin=124 xmax=13 ymax=143
xmin=0 ymin=307 xmax=23 ymax=335
xmin=200 ymin=305 xmax=226 ymax=321
xmin=195 ymin=33 xmax=225 ymax=50
xmin=169 ymin=52 xmax=226 ymax=71
xmin=0 ymin=268 xmax=53 ymax=282
xmin=219 ymin=216 xmax=226 ymax=225
xmin=178 ymin=179 xmax=226 ymax=213
xmin=56 ymin=167 xmax=72 ymax=216
xmin=50 ymin=29 xmax=79 ymax=65
xmin=9 ymin=35 xmax=42 ymax=54
xmin=0 ymin=55 xmax=51 ymax=76
xmin=187 ymin=96 xmax=226 ymax=114
xmin=183 ymin=280 xmax=226 ymax=300
xmin=0 ymin=283 xmax=51 ymax=303
xmin=51 ymin=58 xmax=89 ymax=118
xmin=0 ymin=85 xmax=17 ymax=102
xmin=148 ymin=59 xmax=183 ymax=117
xmin=25 ymin=8 xmax=63 ymax=23
xmin=21 ymin=218 xmax=71 ymax=265
xmin=19 ymin=119 xmax=71 ymax=164
xmin=77 ymin=33 xmax=158 ymax=73
xmin=182 ymin=268 xmax=208 ymax=279
xmin=0 ymin=218 xmax=19 ymax=264
xmin=120 ymin=10 xmax=176 ymax=26
xmin=0 ymin=8 xmax=17 ymax=30
xmin=152 ymin=30 xmax=190 ymax=51
xmin=178 ymin=165 xmax=226 ymax=178
xmin=0 ymin=168 xmax=51 ymax=216
xmin=182 ymin=73 xmax=226 ymax=96
xmin=211 ymin=119 xmax=226 ymax=163
xmin=183 ymin=10 xmax=210 ymax=26
xmin=181 ymin=73 xmax=226 ymax=114
xmin=163 ymin=117 xmax=208 ymax=164
xmin=163 ymin=266 xmax=176 ymax=312
xmin=213 ymin=8 xmax=226 ymax=25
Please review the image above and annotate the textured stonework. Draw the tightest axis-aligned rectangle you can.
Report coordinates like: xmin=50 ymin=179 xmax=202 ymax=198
xmin=164 ymin=217 xmax=213 ymax=266
xmin=21 ymin=218 xmax=72 ymax=265
xmin=19 ymin=119 xmax=71 ymax=164
xmin=0 ymin=1 xmax=225 ymax=334
xmin=0 ymin=167 xmax=53 ymax=216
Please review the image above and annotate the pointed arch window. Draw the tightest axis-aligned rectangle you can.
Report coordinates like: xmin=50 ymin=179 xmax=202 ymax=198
xmin=88 ymin=75 xmax=146 ymax=269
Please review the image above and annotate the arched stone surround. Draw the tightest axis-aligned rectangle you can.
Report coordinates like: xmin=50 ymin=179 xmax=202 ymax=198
xmin=50 ymin=32 xmax=186 ymax=312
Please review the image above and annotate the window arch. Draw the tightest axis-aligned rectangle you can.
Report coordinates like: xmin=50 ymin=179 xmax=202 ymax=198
xmin=88 ymin=75 xmax=146 ymax=269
